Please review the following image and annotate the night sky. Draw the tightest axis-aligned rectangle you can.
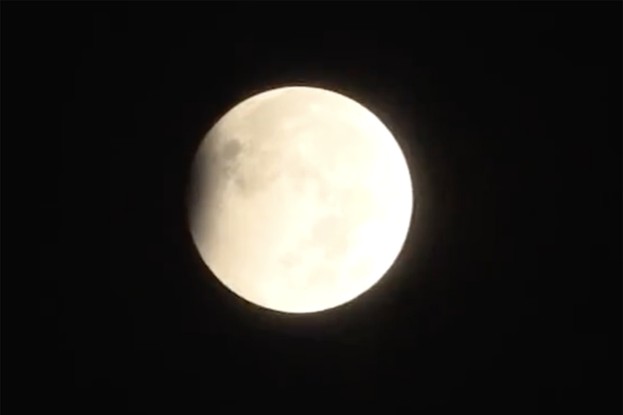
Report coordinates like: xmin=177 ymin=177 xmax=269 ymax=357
xmin=6 ymin=3 xmax=621 ymax=413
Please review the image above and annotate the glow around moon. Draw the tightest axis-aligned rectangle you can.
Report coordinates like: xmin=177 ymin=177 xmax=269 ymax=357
xmin=188 ymin=86 xmax=413 ymax=314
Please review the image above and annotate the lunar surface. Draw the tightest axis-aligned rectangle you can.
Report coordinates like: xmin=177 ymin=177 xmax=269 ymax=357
xmin=188 ymin=86 xmax=413 ymax=313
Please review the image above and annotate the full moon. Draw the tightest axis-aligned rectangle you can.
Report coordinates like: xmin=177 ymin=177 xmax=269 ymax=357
xmin=188 ymin=86 xmax=413 ymax=314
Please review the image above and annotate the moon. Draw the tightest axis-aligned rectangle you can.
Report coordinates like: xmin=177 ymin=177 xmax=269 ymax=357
xmin=188 ymin=86 xmax=413 ymax=314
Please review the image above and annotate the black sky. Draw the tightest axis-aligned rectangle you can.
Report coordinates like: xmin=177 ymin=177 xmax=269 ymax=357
xmin=5 ymin=2 xmax=622 ymax=413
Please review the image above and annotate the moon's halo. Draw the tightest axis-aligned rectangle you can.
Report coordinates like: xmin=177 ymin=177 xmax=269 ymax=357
xmin=188 ymin=86 xmax=415 ymax=314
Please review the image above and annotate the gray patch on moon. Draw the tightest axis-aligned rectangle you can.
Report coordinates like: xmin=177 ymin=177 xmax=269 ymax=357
xmin=221 ymin=138 xmax=243 ymax=161
xmin=229 ymin=148 xmax=285 ymax=198
xmin=200 ymin=135 xmax=255 ymax=201
xmin=218 ymin=137 xmax=244 ymax=178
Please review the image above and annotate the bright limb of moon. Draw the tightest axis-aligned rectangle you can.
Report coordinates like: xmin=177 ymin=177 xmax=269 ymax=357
xmin=188 ymin=86 xmax=413 ymax=314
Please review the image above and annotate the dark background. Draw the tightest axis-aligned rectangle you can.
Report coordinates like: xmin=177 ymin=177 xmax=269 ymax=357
xmin=5 ymin=2 xmax=621 ymax=413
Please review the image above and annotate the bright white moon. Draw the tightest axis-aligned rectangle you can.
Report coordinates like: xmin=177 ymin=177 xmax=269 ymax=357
xmin=188 ymin=86 xmax=413 ymax=314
